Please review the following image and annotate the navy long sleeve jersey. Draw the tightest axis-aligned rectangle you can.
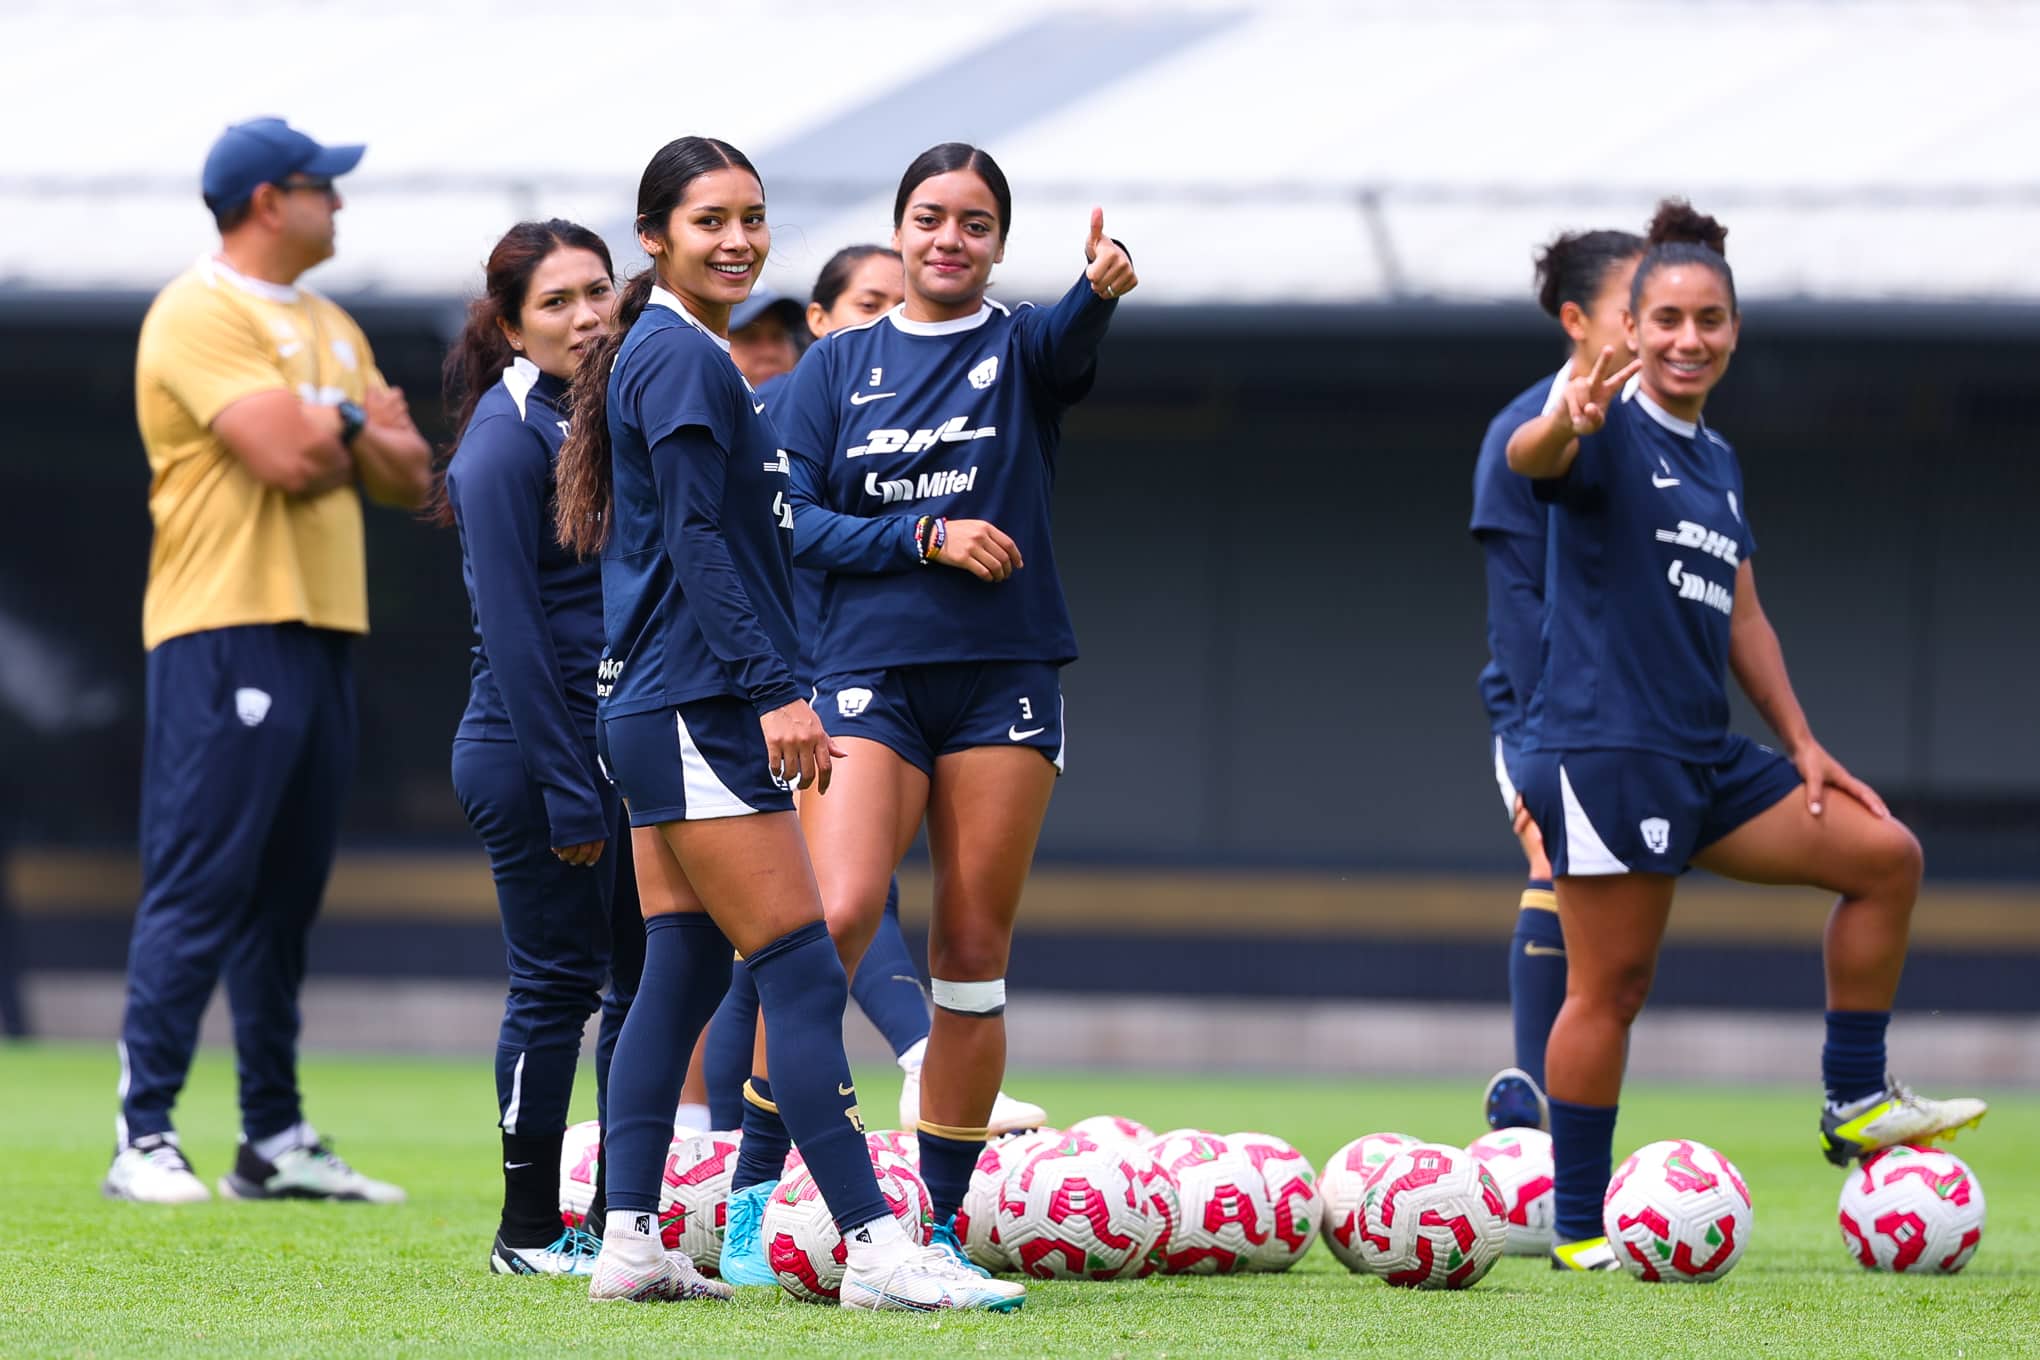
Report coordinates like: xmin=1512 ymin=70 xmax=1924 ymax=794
xmin=1526 ymin=386 xmax=1757 ymax=762
xmin=445 ymin=358 xmax=608 ymax=846
xmin=598 ymin=289 xmax=803 ymax=719
xmin=775 ymin=272 xmax=1116 ymax=675
xmin=1469 ymin=367 xmax=1566 ymax=741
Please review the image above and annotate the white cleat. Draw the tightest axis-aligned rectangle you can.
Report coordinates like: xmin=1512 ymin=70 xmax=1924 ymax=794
xmin=218 ymin=1136 xmax=406 ymax=1203
xmin=900 ymin=1067 xmax=1046 ymax=1135
xmin=1822 ymin=1078 xmax=1989 ymax=1166
xmin=842 ymin=1242 xmax=1027 ymax=1313
xmin=103 ymin=1133 xmax=210 ymax=1204
xmin=588 ymin=1242 xmax=734 ymax=1303
xmin=492 ymin=1227 xmax=600 ymax=1276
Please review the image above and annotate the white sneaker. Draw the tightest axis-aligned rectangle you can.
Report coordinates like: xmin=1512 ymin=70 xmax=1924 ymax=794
xmin=589 ymin=1238 xmax=734 ymax=1303
xmin=492 ymin=1226 xmax=600 ymax=1276
xmin=218 ymin=1136 xmax=406 ymax=1203
xmin=842 ymin=1241 xmax=1027 ymax=1313
xmin=899 ymin=1068 xmax=1046 ymax=1136
xmin=103 ymin=1133 xmax=210 ymax=1204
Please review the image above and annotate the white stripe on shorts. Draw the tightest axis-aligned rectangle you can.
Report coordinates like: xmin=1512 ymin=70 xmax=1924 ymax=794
xmin=1492 ymin=735 xmax=1518 ymax=818
xmin=674 ymin=711 xmax=757 ymax=820
xmin=1559 ymin=763 xmax=1630 ymax=875
xmin=1052 ymin=693 xmax=1066 ymax=774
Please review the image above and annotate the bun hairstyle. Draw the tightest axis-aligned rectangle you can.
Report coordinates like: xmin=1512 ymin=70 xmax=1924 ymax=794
xmin=555 ymin=136 xmax=761 ymax=556
xmin=1631 ymin=197 xmax=1735 ymax=313
xmin=1533 ymin=228 xmax=1646 ymax=319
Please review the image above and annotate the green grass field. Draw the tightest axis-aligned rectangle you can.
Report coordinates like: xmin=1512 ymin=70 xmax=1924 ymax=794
xmin=3 ymin=1042 xmax=2033 ymax=1358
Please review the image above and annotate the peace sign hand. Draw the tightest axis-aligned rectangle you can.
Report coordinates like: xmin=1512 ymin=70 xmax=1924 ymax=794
xmin=1558 ymin=345 xmax=1642 ymax=438
xmin=1084 ymin=208 xmax=1137 ymax=301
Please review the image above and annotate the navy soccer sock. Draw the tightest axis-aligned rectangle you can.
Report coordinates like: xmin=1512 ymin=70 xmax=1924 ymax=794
xmin=1509 ymin=883 xmax=1565 ymax=1089
xmin=732 ymin=1076 xmax=792 ymax=1191
xmin=745 ymin=920 xmax=889 ymax=1233
xmin=704 ymin=964 xmax=760 ymax=1133
xmin=851 ymin=878 xmax=933 ymax=1058
xmin=917 ymin=1126 xmax=987 ymax=1225
xmin=1550 ymin=1096 xmax=1619 ymax=1243
xmin=601 ymin=913 xmax=732 ymax=1216
xmin=1822 ymin=1009 xmax=1890 ymax=1107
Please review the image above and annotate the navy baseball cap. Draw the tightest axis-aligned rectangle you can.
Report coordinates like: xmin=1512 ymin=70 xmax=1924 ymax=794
xmin=730 ymin=289 xmax=804 ymax=332
xmin=201 ymin=117 xmax=365 ymax=214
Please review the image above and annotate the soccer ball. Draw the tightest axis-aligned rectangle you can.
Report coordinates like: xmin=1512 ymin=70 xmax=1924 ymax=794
xmin=995 ymin=1143 xmax=1157 ymax=1280
xmin=954 ymin=1128 xmax=1064 ymax=1272
xmin=1467 ymin=1128 xmax=1555 ymax=1256
xmin=1838 ymin=1144 xmax=1985 ymax=1274
xmin=1153 ymin=1137 xmax=1273 ymax=1275
xmin=558 ymin=1119 xmax=602 ymax=1229
xmin=865 ymin=1128 xmax=920 ymax=1164
xmin=762 ymin=1149 xmax=933 ymax=1304
xmin=1602 ymin=1139 xmax=1753 ymax=1283
xmin=1228 ymin=1131 xmax=1320 ymax=1271
xmin=1353 ymin=1142 xmax=1509 ymax=1289
xmin=1117 ymin=1145 xmax=1181 ymax=1278
xmin=1318 ymin=1131 xmax=1420 ymax=1271
xmin=659 ymin=1130 xmax=740 ymax=1270
xmin=1069 ymin=1114 xmax=1155 ymax=1146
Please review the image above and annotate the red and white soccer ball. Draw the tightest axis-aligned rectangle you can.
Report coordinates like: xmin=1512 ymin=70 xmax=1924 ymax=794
xmin=1467 ymin=1127 xmax=1555 ymax=1257
xmin=1353 ymin=1142 xmax=1509 ymax=1289
xmin=1228 ymin=1131 xmax=1320 ymax=1271
xmin=658 ymin=1130 xmax=741 ymax=1269
xmin=1151 ymin=1135 xmax=1274 ymax=1275
xmin=1318 ymin=1131 xmax=1420 ymax=1272
xmin=1602 ymin=1139 xmax=1753 ymax=1283
xmin=1117 ymin=1144 xmax=1182 ymax=1278
xmin=995 ymin=1142 xmax=1158 ymax=1280
xmin=865 ymin=1128 xmax=920 ymax=1165
xmin=954 ymin=1128 xmax=1064 ymax=1272
xmin=763 ymin=1149 xmax=932 ymax=1304
xmin=1069 ymin=1114 xmax=1155 ymax=1147
xmin=1837 ymin=1144 xmax=1986 ymax=1275
xmin=558 ymin=1119 xmax=602 ymax=1229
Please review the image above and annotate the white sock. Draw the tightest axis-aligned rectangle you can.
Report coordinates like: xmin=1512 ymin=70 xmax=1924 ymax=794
xmin=251 ymin=1121 xmax=312 ymax=1164
xmin=675 ymin=1102 xmax=711 ymax=1132
xmin=844 ymin=1212 xmax=911 ymax=1267
xmin=603 ymin=1209 xmax=664 ymax=1264
xmin=896 ymin=1038 xmax=928 ymax=1072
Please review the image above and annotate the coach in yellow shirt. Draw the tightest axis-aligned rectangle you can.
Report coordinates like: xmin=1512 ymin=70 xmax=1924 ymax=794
xmin=107 ymin=118 xmax=429 ymax=1205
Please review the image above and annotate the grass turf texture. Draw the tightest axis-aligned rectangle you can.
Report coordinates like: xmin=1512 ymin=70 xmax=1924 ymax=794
xmin=3 ymin=1043 xmax=2033 ymax=1358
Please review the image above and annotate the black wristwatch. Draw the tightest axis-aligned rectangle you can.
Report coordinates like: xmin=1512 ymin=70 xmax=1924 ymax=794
xmin=335 ymin=399 xmax=368 ymax=447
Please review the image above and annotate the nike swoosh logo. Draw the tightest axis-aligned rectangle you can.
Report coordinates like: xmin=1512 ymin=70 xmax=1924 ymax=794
xmin=837 ymin=1083 xmax=855 ymax=1096
xmin=1008 ymin=725 xmax=1046 ymax=741
xmin=752 ymin=402 xmax=766 ymax=414
xmin=1651 ymin=474 xmax=1681 ymax=488
xmin=1523 ymin=943 xmax=1566 ymax=957
xmin=504 ymin=1161 xmax=534 ymax=1170
xmin=849 ymin=391 xmax=897 ymax=405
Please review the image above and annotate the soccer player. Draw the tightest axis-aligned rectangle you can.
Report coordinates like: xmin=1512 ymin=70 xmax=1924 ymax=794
xmin=700 ymin=244 xmax=1048 ymax=1138
xmin=1472 ymin=227 xmax=1644 ymax=1133
xmin=551 ymin=135 xmax=1022 ymax=1312
xmin=728 ymin=142 xmax=1133 ymax=1277
xmin=107 ymin=118 xmax=428 ymax=1204
xmin=1505 ymin=201 xmax=1988 ymax=1271
xmin=437 ymin=218 xmax=650 ymax=1274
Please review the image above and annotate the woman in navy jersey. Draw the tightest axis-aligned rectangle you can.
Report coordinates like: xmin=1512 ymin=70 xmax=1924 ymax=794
xmin=1506 ymin=202 xmax=1987 ymax=1270
xmin=761 ymin=142 xmax=1136 ymax=1267
xmin=1471 ymin=227 xmax=1643 ymax=1135
xmin=437 ymin=219 xmax=638 ymax=1276
xmin=549 ymin=135 xmax=1022 ymax=1312
xmin=701 ymin=244 xmax=1048 ymax=1140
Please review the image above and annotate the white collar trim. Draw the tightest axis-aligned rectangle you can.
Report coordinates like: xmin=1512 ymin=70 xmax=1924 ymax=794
xmin=886 ymin=298 xmax=1007 ymax=336
xmin=1626 ymin=382 xmax=1700 ymax=438
xmin=501 ymin=356 xmax=542 ymax=420
xmin=1539 ymin=364 xmax=1572 ymax=416
xmin=647 ymin=286 xmax=732 ymax=353
xmin=201 ymin=254 xmax=300 ymax=303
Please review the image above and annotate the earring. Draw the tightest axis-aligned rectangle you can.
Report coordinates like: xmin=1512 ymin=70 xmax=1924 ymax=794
xmin=511 ymin=341 xmax=522 ymax=351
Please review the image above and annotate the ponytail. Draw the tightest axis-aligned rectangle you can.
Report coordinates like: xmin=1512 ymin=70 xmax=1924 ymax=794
xmin=555 ymin=269 xmax=654 ymax=556
xmin=1532 ymin=228 xmax=1644 ymax=320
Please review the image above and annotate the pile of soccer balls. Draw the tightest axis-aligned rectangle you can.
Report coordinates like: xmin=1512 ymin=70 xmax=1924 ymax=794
xmin=557 ymin=1116 xmax=1986 ymax=1298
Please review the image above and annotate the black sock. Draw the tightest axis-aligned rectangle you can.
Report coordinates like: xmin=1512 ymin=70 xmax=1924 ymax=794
xmin=500 ymin=1130 xmax=565 ymax=1246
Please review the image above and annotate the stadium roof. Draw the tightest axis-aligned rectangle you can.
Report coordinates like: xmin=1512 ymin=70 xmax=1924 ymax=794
xmin=5 ymin=0 xmax=2038 ymax=304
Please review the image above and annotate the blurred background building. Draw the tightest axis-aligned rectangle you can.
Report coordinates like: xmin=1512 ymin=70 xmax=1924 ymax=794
xmin=3 ymin=0 xmax=2036 ymax=1071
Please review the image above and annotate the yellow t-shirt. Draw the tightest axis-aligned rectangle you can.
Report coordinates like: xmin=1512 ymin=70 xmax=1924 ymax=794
xmin=135 ymin=256 xmax=384 ymax=650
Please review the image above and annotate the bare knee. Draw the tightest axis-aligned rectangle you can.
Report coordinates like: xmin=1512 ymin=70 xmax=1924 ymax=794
xmin=1574 ymin=961 xmax=1656 ymax=1027
xmin=928 ymin=926 xmax=1009 ymax=982
xmin=1873 ymin=819 xmax=1924 ymax=895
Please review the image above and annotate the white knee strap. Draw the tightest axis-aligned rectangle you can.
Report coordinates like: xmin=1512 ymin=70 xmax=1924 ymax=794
xmin=930 ymin=977 xmax=1006 ymax=1016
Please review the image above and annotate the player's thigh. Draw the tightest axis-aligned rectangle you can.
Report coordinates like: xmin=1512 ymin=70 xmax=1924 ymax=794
xmin=663 ymin=811 xmax=827 ymax=957
xmin=632 ymin=824 xmax=707 ymax=922
xmin=924 ymin=745 xmax=1057 ymax=975
xmin=1693 ymin=789 xmax=1922 ymax=898
xmin=795 ymin=735 xmax=927 ymax=928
